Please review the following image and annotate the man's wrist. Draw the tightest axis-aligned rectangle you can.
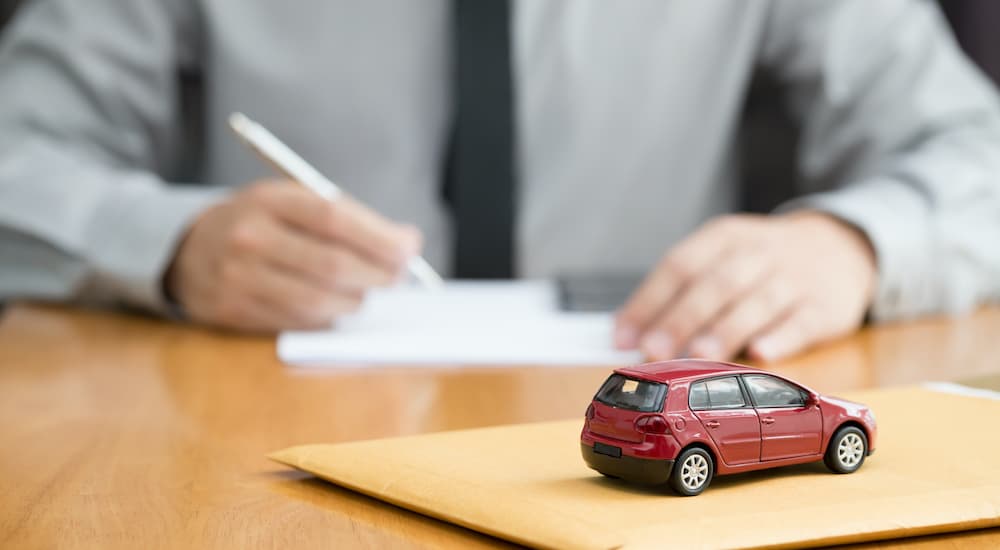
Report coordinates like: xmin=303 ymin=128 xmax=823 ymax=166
xmin=782 ymin=210 xmax=879 ymax=309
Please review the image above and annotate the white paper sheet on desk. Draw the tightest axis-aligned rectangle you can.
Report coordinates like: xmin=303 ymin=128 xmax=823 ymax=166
xmin=277 ymin=280 xmax=643 ymax=366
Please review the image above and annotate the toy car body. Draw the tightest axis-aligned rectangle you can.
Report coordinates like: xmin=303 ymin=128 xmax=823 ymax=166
xmin=580 ymin=359 xmax=877 ymax=495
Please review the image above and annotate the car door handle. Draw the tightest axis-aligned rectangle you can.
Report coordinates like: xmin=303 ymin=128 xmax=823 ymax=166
xmin=761 ymin=417 xmax=776 ymax=425
xmin=705 ymin=420 xmax=720 ymax=428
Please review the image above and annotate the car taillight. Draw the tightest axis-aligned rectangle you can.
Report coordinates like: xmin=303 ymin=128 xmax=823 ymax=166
xmin=585 ymin=404 xmax=595 ymax=420
xmin=635 ymin=415 xmax=669 ymax=434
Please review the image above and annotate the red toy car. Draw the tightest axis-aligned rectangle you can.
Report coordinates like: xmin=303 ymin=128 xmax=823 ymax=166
xmin=580 ymin=359 xmax=877 ymax=496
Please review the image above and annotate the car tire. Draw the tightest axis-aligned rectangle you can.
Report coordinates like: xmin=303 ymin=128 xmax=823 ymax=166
xmin=824 ymin=426 xmax=868 ymax=474
xmin=669 ymin=447 xmax=714 ymax=496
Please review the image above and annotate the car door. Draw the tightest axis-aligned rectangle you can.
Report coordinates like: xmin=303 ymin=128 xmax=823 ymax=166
xmin=690 ymin=376 xmax=761 ymax=466
xmin=742 ymin=374 xmax=822 ymax=461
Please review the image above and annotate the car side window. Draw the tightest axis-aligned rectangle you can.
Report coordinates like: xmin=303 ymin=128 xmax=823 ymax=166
xmin=689 ymin=377 xmax=745 ymax=410
xmin=689 ymin=381 xmax=710 ymax=409
xmin=743 ymin=375 xmax=807 ymax=408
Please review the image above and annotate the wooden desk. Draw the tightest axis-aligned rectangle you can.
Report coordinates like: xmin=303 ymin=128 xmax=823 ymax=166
xmin=1 ymin=304 xmax=999 ymax=549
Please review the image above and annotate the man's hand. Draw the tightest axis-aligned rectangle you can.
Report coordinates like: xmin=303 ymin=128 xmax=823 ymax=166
xmin=165 ymin=180 xmax=421 ymax=331
xmin=615 ymin=212 xmax=877 ymax=362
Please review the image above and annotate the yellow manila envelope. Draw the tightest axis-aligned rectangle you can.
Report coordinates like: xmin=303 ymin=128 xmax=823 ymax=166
xmin=270 ymin=387 xmax=1000 ymax=549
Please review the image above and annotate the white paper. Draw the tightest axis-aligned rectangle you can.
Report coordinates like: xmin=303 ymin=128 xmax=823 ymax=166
xmin=924 ymin=381 xmax=1000 ymax=401
xmin=277 ymin=280 xmax=642 ymax=367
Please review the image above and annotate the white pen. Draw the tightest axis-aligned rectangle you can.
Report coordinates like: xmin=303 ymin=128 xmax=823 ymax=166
xmin=228 ymin=112 xmax=444 ymax=289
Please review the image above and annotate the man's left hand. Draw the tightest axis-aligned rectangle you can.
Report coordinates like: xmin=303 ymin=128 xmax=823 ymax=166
xmin=615 ymin=212 xmax=877 ymax=362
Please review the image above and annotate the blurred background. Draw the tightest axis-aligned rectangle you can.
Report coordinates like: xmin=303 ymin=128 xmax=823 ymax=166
xmin=0 ymin=0 xmax=17 ymax=29
xmin=740 ymin=0 xmax=1000 ymax=213
xmin=3 ymin=0 xmax=996 ymax=216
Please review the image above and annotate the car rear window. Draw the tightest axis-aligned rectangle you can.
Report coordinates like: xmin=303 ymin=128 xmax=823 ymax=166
xmin=594 ymin=374 xmax=668 ymax=412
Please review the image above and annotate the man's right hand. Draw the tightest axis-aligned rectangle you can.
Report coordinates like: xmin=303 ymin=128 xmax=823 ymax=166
xmin=165 ymin=180 xmax=421 ymax=331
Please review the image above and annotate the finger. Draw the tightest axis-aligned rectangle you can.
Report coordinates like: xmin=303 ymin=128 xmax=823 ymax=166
xmin=220 ymin=258 xmax=362 ymax=330
xmin=240 ymin=215 xmax=398 ymax=292
xmin=208 ymin=295 xmax=298 ymax=333
xmin=688 ymin=276 xmax=798 ymax=361
xmin=252 ymin=183 xmax=420 ymax=270
xmin=746 ymin=304 xmax=828 ymax=363
xmin=316 ymin=195 xmax=423 ymax=269
xmin=298 ymin=244 xmax=400 ymax=292
xmin=640 ymin=248 xmax=770 ymax=360
xmin=615 ymin=218 xmax=741 ymax=349
xmin=182 ymin=275 xmax=280 ymax=333
xmin=251 ymin=266 xmax=363 ymax=329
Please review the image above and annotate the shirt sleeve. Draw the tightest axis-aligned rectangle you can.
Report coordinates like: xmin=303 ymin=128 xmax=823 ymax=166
xmin=761 ymin=0 xmax=1000 ymax=321
xmin=0 ymin=0 xmax=225 ymax=312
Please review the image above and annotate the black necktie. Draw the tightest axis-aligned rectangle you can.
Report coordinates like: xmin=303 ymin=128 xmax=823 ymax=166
xmin=446 ymin=0 xmax=516 ymax=279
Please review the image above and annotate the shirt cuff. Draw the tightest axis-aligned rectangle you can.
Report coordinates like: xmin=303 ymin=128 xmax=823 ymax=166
xmin=777 ymin=179 xmax=942 ymax=322
xmin=85 ymin=178 xmax=228 ymax=315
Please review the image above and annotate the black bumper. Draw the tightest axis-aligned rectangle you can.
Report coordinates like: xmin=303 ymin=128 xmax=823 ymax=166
xmin=581 ymin=443 xmax=674 ymax=485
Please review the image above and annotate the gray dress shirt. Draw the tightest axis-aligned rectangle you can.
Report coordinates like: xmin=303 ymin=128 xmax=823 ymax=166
xmin=1 ymin=0 xmax=999 ymax=320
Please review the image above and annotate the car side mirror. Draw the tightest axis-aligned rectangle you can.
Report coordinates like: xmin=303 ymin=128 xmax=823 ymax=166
xmin=807 ymin=393 xmax=820 ymax=408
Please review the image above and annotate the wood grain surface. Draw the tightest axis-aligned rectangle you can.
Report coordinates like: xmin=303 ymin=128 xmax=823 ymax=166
xmin=1 ymin=303 xmax=998 ymax=549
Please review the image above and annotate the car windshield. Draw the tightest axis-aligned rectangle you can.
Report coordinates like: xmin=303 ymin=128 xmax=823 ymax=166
xmin=594 ymin=374 xmax=668 ymax=412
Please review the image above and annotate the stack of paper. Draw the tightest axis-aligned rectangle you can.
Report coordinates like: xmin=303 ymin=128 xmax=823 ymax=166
xmin=277 ymin=280 xmax=642 ymax=366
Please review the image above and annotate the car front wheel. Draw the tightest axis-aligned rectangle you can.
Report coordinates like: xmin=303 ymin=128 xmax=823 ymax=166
xmin=824 ymin=426 xmax=868 ymax=474
xmin=669 ymin=448 xmax=714 ymax=496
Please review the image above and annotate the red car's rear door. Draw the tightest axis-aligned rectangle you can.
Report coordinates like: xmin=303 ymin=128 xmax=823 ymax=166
xmin=689 ymin=376 xmax=761 ymax=465
xmin=693 ymin=409 xmax=761 ymax=465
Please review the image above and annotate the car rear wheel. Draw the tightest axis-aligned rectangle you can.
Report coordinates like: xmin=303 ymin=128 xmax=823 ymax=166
xmin=824 ymin=426 xmax=868 ymax=474
xmin=669 ymin=448 xmax=714 ymax=496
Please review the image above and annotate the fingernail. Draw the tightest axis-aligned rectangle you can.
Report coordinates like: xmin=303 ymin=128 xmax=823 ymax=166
xmin=641 ymin=331 xmax=674 ymax=360
xmin=614 ymin=324 xmax=639 ymax=349
xmin=689 ymin=335 xmax=722 ymax=359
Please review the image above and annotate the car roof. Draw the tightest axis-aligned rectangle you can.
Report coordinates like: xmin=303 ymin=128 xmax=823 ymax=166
xmin=615 ymin=359 xmax=765 ymax=384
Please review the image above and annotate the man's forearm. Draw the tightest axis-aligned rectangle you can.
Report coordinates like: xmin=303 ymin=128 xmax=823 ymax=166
xmin=0 ymin=138 xmax=224 ymax=312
